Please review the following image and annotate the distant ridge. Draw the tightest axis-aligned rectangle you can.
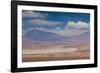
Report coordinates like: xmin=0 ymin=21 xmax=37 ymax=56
xmin=23 ymin=29 xmax=65 ymax=42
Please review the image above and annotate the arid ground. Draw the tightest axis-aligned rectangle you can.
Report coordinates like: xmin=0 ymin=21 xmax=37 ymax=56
xmin=22 ymin=42 xmax=90 ymax=62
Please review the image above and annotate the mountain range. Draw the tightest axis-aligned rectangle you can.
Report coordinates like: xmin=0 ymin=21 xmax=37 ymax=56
xmin=23 ymin=29 xmax=90 ymax=43
xmin=23 ymin=29 xmax=65 ymax=42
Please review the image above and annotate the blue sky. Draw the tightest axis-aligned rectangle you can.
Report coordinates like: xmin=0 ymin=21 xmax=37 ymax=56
xmin=22 ymin=10 xmax=90 ymax=37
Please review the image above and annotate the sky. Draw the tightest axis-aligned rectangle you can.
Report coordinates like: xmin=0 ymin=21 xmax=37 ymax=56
xmin=22 ymin=10 xmax=90 ymax=37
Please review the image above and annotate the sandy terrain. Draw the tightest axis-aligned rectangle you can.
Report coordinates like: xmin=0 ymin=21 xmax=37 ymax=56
xmin=22 ymin=51 xmax=90 ymax=62
xmin=22 ymin=42 xmax=90 ymax=62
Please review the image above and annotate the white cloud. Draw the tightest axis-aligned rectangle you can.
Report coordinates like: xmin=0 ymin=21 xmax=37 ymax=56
xmin=56 ymin=27 xmax=61 ymax=30
xmin=29 ymin=19 xmax=63 ymax=26
xmin=28 ymin=27 xmax=46 ymax=31
xmin=47 ymin=28 xmax=89 ymax=37
xmin=67 ymin=21 xmax=89 ymax=29
xmin=22 ymin=11 xmax=48 ymax=18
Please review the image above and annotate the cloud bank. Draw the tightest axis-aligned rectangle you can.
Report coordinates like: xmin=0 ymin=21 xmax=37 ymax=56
xmin=29 ymin=19 xmax=63 ymax=26
xmin=22 ymin=11 xmax=48 ymax=18
xmin=67 ymin=21 xmax=89 ymax=29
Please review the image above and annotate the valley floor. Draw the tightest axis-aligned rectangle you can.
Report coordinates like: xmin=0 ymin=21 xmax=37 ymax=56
xmin=22 ymin=49 xmax=90 ymax=62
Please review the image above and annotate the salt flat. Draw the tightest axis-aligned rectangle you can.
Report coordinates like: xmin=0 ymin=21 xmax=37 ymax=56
xmin=23 ymin=48 xmax=78 ymax=55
